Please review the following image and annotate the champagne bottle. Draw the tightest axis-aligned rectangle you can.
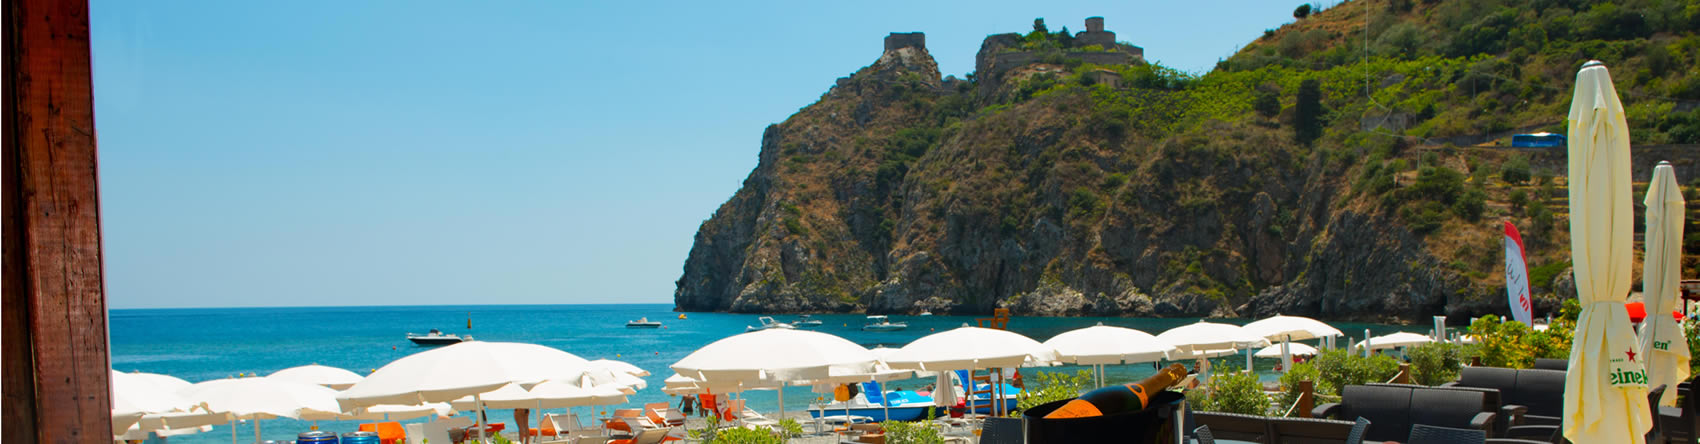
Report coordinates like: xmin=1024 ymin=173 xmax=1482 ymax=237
xmin=1044 ymin=363 xmax=1189 ymax=418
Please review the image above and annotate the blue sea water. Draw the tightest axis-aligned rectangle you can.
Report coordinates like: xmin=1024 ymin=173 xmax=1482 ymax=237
xmin=111 ymin=304 xmax=1429 ymax=443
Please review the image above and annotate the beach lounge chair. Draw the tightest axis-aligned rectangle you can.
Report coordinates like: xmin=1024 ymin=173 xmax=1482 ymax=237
xmin=359 ymin=421 xmax=406 ymax=444
xmin=841 ymin=423 xmax=884 ymax=444
xmin=642 ymin=402 xmax=685 ymax=427
xmin=529 ymin=413 xmax=566 ymax=439
xmin=1314 ymin=385 xmax=1495 ymax=442
xmin=607 ymin=428 xmax=668 ymax=444
xmin=1443 ymin=367 xmax=1565 ymax=426
xmin=407 ymin=420 xmax=455 ymax=444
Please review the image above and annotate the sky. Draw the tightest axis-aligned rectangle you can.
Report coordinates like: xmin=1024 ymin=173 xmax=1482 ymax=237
xmin=92 ymin=1 xmax=1309 ymax=308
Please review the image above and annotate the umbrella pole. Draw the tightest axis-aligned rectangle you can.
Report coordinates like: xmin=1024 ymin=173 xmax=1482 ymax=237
xmin=231 ymin=419 xmax=237 ymax=444
xmin=1281 ymin=335 xmax=1292 ymax=374
xmin=475 ymin=393 xmax=488 ymax=444
xmin=252 ymin=418 xmax=261 ymax=444
xmin=778 ymin=382 xmax=785 ymax=420
xmin=1244 ymin=348 xmax=1252 ymax=373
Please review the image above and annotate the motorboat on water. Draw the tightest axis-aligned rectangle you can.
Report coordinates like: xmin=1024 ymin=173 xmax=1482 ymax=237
xmin=793 ymin=314 xmax=823 ymax=327
xmin=919 ymin=310 xmax=933 ymax=316
xmin=746 ymin=316 xmax=796 ymax=332
xmin=626 ymin=317 xmax=663 ymax=328
xmin=861 ymin=315 xmax=908 ymax=332
xmin=406 ymin=329 xmax=471 ymax=346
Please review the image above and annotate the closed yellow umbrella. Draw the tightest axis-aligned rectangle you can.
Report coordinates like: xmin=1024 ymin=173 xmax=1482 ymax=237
xmin=1562 ymin=60 xmax=1652 ymax=443
xmin=1640 ymin=161 xmax=1689 ymax=406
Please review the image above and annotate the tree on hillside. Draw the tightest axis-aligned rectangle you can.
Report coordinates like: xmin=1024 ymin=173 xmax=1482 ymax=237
xmin=1033 ymin=18 xmax=1048 ymax=34
xmin=1294 ymin=4 xmax=1312 ymax=19
xmin=1293 ymin=78 xmax=1324 ymax=144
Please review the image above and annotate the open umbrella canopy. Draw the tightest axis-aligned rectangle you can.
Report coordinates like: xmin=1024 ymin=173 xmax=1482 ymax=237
xmin=1353 ymin=332 xmax=1433 ymax=351
xmin=179 ymin=377 xmax=341 ymax=420
xmin=111 ymin=370 xmax=207 ymax=435
xmin=335 ymin=341 xmax=591 ymax=410
xmin=1043 ymin=324 xmax=1177 ymax=365
xmin=1256 ymin=343 xmax=1319 ymax=358
xmin=1563 ymin=60 xmax=1652 ymax=443
xmin=299 ymin=402 xmax=455 ymax=422
xmin=587 ymin=359 xmax=650 ymax=377
xmin=1641 ymin=161 xmax=1691 ymax=407
xmin=581 ymin=366 xmax=648 ymax=393
xmin=448 ymin=381 xmax=627 ymax=410
xmin=1156 ymin=321 xmax=1270 ymax=353
xmin=884 ymin=325 xmax=1055 ymax=371
xmin=671 ymin=329 xmax=877 ymax=383
xmin=1241 ymin=315 xmax=1344 ymax=341
xmin=267 ymin=364 xmax=364 ymax=390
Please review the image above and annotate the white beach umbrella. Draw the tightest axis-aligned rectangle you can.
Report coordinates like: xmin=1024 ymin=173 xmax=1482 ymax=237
xmin=1242 ymin=315 xmax=1344 ymax=341
xmin=179 ymin=377 xmax=341 ymax=444
xmin=581 ymin=367 xmax=647 ymax=394
xmin=1167 ymin=348 xmax=1241 ymax=359
xmin=267 ymin=364 xmax=364 ymax=390
xmin=1044 ymin=323 xmax=1178 ymax=386
xmin=672 ymin=329 xmax=877 ymax=383
xmin=1156 ymin=321 xmax=1271 ymax=352
xmin=111 ymin=370 xmax=210 ymax=436
xmin=1256 ymin=343 xmax=1319 ymax=358
xmin=587 ymin=359 xmax=650 ymax=377
xmin=337 ymin=341 xmax=591 ymax=444
xmin=299 ymin=402 xmax=455 ymax=422
xmin=125 ymin=371 xmax=195 ymax=393
xmin=1352 ymin=332 xmax=1433 ymax=351
xmin=1243 ymin=315 xmax=1343 ymax=372
xmin=1563 ymin=60 xmax=1653 ymax=443
xmin=1045 ymin=324 xmax=1177 ymax=365
xmin=883 ymin=325 xmax=1055 ymax=371
xmin=884 ymin=325 xmax=1052 ymax=417
xmin=1641 ymin=161 xmax=1690 ymax=407
xmin=1157 ymin=321 xmax=1270 ymax=372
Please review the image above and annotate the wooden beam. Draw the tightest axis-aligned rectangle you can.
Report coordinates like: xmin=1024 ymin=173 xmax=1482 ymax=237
xmin=4 ymin=0 xmax=114 ymax=442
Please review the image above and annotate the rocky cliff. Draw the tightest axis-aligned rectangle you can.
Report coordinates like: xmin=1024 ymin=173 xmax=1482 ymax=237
xmin=675 ymin=7 xmax=1700 ymax=323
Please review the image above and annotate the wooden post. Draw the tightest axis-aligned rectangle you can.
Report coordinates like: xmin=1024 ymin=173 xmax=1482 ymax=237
xmin=1296 ymin=380 xmax=1314 ymax=418
xmin=3 ymin=0 xmax=114 ymax=441
xmin=1470 ymin=356 xmax=1483 ymax=367
xmin=1394 ymin=363 xmax=1412 ymax=384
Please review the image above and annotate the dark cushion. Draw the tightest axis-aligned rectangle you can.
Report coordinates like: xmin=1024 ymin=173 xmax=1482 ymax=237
xmin=1266 ymin=416 xmax=1360 ymax=444
xmin=1510 ymin=369 xmax=1566 ymax=418
xmin=1409 ymin=388 xmax=1490 ymax=431
xmin=1339 ymin=385 xmax=1413 ymax=442
xmin=1532 ymin=359 xmax=1568 ymax=371
xmin=1457 ymin=367 xmax=1519 ymax=393
xmin=1192 ymin=411 xmax=1269 ymax=442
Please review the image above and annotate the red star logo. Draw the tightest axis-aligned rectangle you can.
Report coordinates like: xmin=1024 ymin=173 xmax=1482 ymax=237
xmin=1627 ymin=349 xmax=1638 ymax=362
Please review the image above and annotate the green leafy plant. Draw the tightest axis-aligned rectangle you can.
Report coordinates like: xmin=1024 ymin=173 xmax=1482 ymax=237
xmin=707 ymin=426 xmax=784 ymax=444
xmin=1309 ymin=349 xmax=1401 ymax=395
xmin=881 ymin=420 xmax=946 ymax=444
xmin=1015 ymin=369 xmax=1092 ymax=414
xmin=1194 ymin=364 xmax=1269 ymax=415
xmin=1407 ymin=342 xmax=1465 ymax=385
xmin=774 ymin=418 xmax=805 ymax=439
xmin=1275 ymin=362 xmax=1326 ymax=415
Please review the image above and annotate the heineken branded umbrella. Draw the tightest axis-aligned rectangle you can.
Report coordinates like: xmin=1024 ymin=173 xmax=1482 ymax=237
xmin=1639 ymin=161 xmax=1689 ymax=406
xmin=1561 ymin=60 xmax=1652 ymax=443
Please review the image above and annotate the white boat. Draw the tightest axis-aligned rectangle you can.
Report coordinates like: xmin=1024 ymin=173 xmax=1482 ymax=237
xmin=625 ymin=317 xmax=663 ymax=328
xmin=861 ymin=315 xmax=908 ymax=332
xmin=746 ymin=316 xmax=795 ymax=332
xmin=406 ymin=329 xmax=472 ymax=346
xmin=793 ymin=314 xmax=823 ymax=327
xmin=919 ymin=311 xmax=933 ymax=316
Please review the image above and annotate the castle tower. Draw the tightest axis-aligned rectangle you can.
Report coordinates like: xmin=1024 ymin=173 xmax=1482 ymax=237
xmin=884 ymin=32 xmax=926 ymax=52
xmin=1075 ymin=17 xmax=1116 ymax=47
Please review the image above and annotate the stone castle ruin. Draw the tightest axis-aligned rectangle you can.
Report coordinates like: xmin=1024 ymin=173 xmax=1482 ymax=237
xmin=837 ymin=17 xmax=1146 ymax=96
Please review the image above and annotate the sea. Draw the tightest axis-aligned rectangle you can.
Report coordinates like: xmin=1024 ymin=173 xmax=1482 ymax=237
xmin=111 ymin=304 xmax=1430 ymax=443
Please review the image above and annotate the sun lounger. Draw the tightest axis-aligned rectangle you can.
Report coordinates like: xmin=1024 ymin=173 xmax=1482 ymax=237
xmin=642 ymin=402 xmax=685 ymax=427
xmin=607 ymin=428 xmax=668 ymax=444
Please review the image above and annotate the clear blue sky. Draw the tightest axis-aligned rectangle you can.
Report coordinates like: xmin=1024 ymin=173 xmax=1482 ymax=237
xmin=92 ymin=1 xmax=1306 ymax=308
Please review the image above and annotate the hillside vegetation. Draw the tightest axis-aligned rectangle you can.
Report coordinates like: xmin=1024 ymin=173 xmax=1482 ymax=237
xmin=674 ymin=0 xmax=1700 ymax=322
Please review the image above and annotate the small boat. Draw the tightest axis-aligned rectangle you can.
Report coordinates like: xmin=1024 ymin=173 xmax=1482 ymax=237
xmin=406 ymin=329 xmax=471 ymax=346
xmin=626 ymin=317 xmax=663 ymax=328
xmin=918 ymin=310 xmax=933 ymax=316
xmin=793 ymin=314 xmax=823 ymax=327
xmin=862 ymin=315 xmax=908 ymax=332
xmin=746 ymin=316 xmax=796 ymax=332
xmin=809 ymin=385 xmax=941 ymax=422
